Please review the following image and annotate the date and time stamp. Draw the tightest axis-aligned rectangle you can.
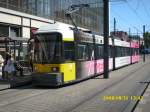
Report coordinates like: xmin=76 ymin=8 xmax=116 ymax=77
xmin=103 ymin=95 xmax=144 ymax=101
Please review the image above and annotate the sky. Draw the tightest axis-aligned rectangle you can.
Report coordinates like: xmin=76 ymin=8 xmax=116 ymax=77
xmin=110 ymin=0 xmax=150 ymax=37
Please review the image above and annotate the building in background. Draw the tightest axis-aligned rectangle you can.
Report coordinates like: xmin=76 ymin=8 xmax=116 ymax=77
xmin=110 ymin=31 xmax=130 ymax=41
xmin=0 ymin=0 xmax=104 ymax=61
xmin=110 ymin=31 xmax=142 ymax=45
xmin=0 ymin=0 xmax=103 ymax=35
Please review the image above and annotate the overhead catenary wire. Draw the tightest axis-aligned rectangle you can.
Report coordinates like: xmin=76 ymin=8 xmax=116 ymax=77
xmin=110 ymin=7 xmax=143 ymax=34
xmin=112 ymin=0 xmax=150 ymax=33
xmin=125 ymin=0 xmax=145 ymax=24
xmin=66 ymin=0 xmax=147 ymax=35
xmin=135 ymin=0 xmax=140 ymax=10
xmin=67 ymin=0 xmax=126 ymax=7
xmin=109 ymin=18 xmax=129 ymax=33
xmin=141 ymin=0 xmax=150 ymax=19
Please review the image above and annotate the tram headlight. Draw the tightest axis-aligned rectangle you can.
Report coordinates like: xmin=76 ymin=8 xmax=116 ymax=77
xmin=34 ymin=66 xmax=37 ymax=71
xmin=51 ymin=67 xmax=59 ymax=72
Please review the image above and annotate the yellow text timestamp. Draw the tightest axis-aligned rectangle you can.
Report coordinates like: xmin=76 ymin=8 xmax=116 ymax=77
xmin=103 ymin=96 xmax=144 ymax=101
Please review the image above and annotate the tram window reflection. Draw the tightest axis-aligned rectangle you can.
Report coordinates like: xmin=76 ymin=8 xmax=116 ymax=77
xmin=34 ymin=33 xmax=62 ymax=63
xmin=77 ymin=44 xmax=88 ymax=61
xmin=64 ymin=42 xmax=75 ymax=61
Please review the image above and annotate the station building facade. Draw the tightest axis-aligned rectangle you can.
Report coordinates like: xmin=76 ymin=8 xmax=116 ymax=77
xmin=0 ymin=0 xmax=103 ymax=60
xmin=0 ymin=0 xmax=103 ymax=37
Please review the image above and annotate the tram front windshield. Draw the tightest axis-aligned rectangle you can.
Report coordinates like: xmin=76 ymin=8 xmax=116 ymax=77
xmin=34 ymin=33 xmax=62 ymax=63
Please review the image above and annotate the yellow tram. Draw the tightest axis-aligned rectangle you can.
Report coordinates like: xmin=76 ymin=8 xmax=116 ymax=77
xmin=31 ymin=22 xmax=104 ymax=86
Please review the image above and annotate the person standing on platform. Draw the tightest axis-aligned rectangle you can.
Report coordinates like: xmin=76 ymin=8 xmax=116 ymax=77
xmin=4 ymin=54 xmax=16 ymax=80
xmin=0 ymin=54 xmax=4 ymax=78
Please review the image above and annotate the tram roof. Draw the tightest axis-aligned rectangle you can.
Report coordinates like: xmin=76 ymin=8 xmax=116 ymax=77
xmin=35 ymin=22 xmax=91 ymax=41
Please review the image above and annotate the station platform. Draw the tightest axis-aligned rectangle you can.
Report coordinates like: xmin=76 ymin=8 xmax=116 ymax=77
xmin=0 ymin=79 xmax=10 ymax=90
xmin=0 ymin=73 xmax=32 ymax=90
xmin=0 ymin=56 xmax=150 ymax=112
xmin=0 ymin=70 xmax=10 ymax=90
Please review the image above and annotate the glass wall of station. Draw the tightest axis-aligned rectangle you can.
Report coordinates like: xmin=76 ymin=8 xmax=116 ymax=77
xmin=0 ymin=0 xmax=103 ymax=34
xmin=0 ymin=23 xmax=28 ymax=61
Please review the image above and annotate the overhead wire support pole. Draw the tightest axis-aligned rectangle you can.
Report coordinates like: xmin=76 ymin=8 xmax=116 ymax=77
xmin=143 ymin=25 xmax=145 ymax=62
xmin=112 ymin=17 xmax=116 ymax=70
xmin=129 ymin=28 xmax=131 ymax=36
xmin=114 ymin=17 xmax=116 ymax=35
xmin=103 ymin=0 xmax=109 ymax=78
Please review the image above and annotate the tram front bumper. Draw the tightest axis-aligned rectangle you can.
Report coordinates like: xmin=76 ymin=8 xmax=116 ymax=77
xmin=32 ymin=72 xmax=64 ymax=86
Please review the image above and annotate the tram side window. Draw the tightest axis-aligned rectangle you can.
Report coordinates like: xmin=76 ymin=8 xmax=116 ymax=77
xmin=130 ymin=48 xmax=132 ymax=55
xmin=119 ymin=47 xmax=122 ymax=57
xmin=76 ymin=44 xmax=88 ymax=61
xmin=131 ymin=48 xmax=133 ymax=55
xmin=129 ymin=47 xmax=131 ymax=56
xmin=122 ymin=47 xmax=125 ymax=56
xmin=132 ymin=48 xmax=139 ymax=55
xmin=96 ymin=45 xmax=103 ymax=59
xmin=132 ymin=48 xmax=135 ymax=55
xmin=109 ymin=46 xmax=113 ymax=58
xmin=127 ymin=48 xmax=131 ymax=56
xmin=121 ymin=47 xmax=129 ymax=56
xmin=124 ymin=47 xmax=126 ymax=56
xmin=116 ymin=46 xmax=124 ymax=57
xmin=64 ymin=42 xmax=75 ymax=61
xmin=125 ymin=47 xmax=128 ymax=56
xmin=121 ymin=47 xmax=125 ymax=57
xmin=88 ymin=44 xmax=94 ymax=60
xmin=136 ymin=48 xmax=139 ymax=54
xmin=116 ymin=46 xmax=120 ymax=57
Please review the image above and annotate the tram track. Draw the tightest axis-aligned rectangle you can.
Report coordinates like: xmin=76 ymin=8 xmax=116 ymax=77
xmin=120 ymin=71 xmax=150 ymax=112
xmin=0 ymin=80 xmax=10 ymax=91
xmin=0 ymin=80 xmax=33 ymax=92
xmin=131 ymin=81 xmax=150 ymax=112
xmin=0 ymin=87 xmax=9 ymax=91
xmin=63 ymin=61 xmax=150 ymax=112
xmin=0 ymin=85 xmax=53 ymax=107
xmin=0 ymin=60 xmax=149 ymax=112
xmin=0 ymin=84 xmax=33 ymax=95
